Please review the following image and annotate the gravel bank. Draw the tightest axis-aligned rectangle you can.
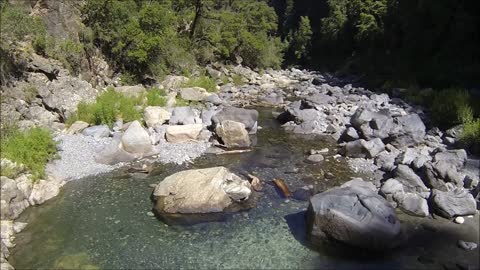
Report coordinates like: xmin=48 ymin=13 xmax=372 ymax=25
xmin=46 ymin=134 xmax=119 ymax=182
xmin=46 ymin=134 xmax=211 ymax=182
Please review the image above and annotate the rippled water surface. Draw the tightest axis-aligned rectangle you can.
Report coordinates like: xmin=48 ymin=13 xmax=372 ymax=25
xmin=10 ymin=109 xmax=479 ymax=269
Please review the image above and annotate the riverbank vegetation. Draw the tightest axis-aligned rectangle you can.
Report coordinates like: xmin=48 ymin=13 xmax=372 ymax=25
xmin=0 ymin=127 xmax=57 ymax=180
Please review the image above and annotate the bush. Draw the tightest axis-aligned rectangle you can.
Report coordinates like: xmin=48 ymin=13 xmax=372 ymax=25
xmin=430 ymin=89 xmax=471 ymax=129
xmin=232 ymin=74 xmax=245 ymax=86
xmin=67 ymin=88 xmax=143 ymax=127
xmin=146 ymin=88 xmax=167 ymax=106
xmin=459 ymin=119 xmax=480 ymax=154
xmin=182 ymin=75 xmax=217 ymax=92
xmin=0 ymin=127 xmax=57 ymax=180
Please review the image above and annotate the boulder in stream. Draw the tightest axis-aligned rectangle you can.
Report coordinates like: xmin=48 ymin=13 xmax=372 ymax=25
xmin=307 ymin=178 xmax=402 ymax=250
xmin=152 ymin=167 xmax=252 ymax=217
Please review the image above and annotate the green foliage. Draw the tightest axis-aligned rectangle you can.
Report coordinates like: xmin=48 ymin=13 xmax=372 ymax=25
xmin=67 ymin=88 xmax=143 ymax=127
xmin=182 ymin=75 xmax=217 ymax=92
xmin=175 ymin=97 xmax=189 ymax=107
xmin=460 ymin=119 xmax=480 ymax=153
xmin=430 ymin=89 xmax=471 ymax=129
xmin=232 ymin=74 xmax=246 ymax=86
xmin=146 ymin=88 xmax=168 ymax=106
xmin=32 ymin=34 xmax=47 ymax=55
xmin=23 ymin=84 xmax=38 ymax=103
xmin=0 ymin=127 xmax=57 ymax=180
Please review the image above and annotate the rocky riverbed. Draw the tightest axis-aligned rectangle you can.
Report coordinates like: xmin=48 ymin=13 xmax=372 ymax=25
xmin=1 ymin=65 xmax=479 ymax=269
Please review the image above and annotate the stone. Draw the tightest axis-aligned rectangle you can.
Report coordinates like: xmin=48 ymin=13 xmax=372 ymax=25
xmin=28 ymin=180 xmax=60 ymax=205
xmin=306 ymin=154 xmax=324 ymax=164
xmin=153 ymin=167 xmax=251 ymax=214
xmin=454 ymin=217 xmax=465 ymax=224
xmin=390 ymin=114 xmax=426 ymax=148
xmin=165 ymin=124 xmax=203 ymax=143
xmin=212 ymin=107 xmax=259 ymax=134
xmin=343 ymin=138 xmax=385 ymax=158
xmin=82 ymin=125 xmax=110 ymax=139
xmin=307 ymin=178 xmax=402 ymax=250
xmin=434 ymin=149 xmax=467 ymax=170
xmin=215 ymin=120 xmax=251 ymax=149
xmin=380 ymin=178 xmax=404 ymax=195
xmin=431 ymin=189 xmax=477 ymax=218
xmin=143 ymin=106 xmax=171 ymax=128
xmin=395 ymin=148 xmax=418 ymax=166
xmin=169 ymin=107 xmax=199 ymax=125
xmin=457 ymin=240 xmax=478 ymax=251
xmin=394 ymin=165 xmax=429 ymax=192
xmin=121 ymin=121 xmax=152 ymax=154
xmin=95 ymin=138 xmax=138 ymax=165
xmin=160 ymin=75 xmax=189 ymax=90
xmin=341 ymin=127 xmax=359 ymax=142
xmin=375 ymin=151 xmax=398 ymax=172
xmin=205 ymin=94 xmax=223 ymax=105
xmin=66 ymin=121 xmax=89 ymax=135
xmin=394 ymin=192 xmax=429 ymax=217
xmin=114 ymin=85 xmax=146 ymax=97
xmin=305 ymin=93 xmax=336 ymax=105
xmin=180 ymin=87 xmax=209 ymax=101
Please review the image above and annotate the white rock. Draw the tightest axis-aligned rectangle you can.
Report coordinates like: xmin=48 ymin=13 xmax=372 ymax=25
xmin=454 ymin=216 xmax=465 ymax=224
xmin=143 ymin=106 xmax=171 ymax=128
xmin=121 ymin=121 xmax=152 ymax=154
xmin=28 ymin=180 xmax=60 ymax=205
xmin=65 ymin=121 xmax=89 ymax=135
xmin=165 ymin=124 xmax=203 ymax=143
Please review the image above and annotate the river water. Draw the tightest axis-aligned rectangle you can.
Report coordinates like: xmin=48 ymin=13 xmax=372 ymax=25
xmin=9 ymin=109 xmax=479 ymax=269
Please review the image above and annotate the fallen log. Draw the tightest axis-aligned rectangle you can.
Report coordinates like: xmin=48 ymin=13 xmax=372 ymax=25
xmin=272 ymin=178 xmax=292 ymax=198
xmin=215 ymin=149 xmax=252 ymax=155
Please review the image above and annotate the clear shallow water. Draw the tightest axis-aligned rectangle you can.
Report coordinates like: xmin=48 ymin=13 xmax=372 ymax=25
xmin=9 ymin=109 xmax=479 ymax=269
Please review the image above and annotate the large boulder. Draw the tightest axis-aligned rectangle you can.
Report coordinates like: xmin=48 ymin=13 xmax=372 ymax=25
xmin=160 ymin=75 xmax=189 ymax=90
xmin=143 ymin=106 xmax=171 ymax=128
xmin=394 ymin=165 xmax=429 ymax=192
xmin=394 ymin=192 xmax=429 ymax=217
xmin=180 ymin=87 xmax=209 ymax=101
xmin=169 ymin=107 xmax=200 ymax=125
xmin=212 ymin=107 xmax=258 ymax=134
xmin=121 ymin=121 xmax=152 ymax=154
xmin=343 ymin=138 xmax=385 ymax=158
xmin=28 ymin=180 xmax=60 ymax=205
xmin=82 ymin=125 xmax=110 ymax=139
xmin=0 ymin=176 xmax=30 ymax=219
xmin=350 ymin=108 xmax=393 ymax=140
xmin=433 ymin=149 xmax=467 ymax=170
xmin=215 ymin=120 xmax=251 ymax=149
xmin=389 ymin=114 xmax=426 ymax=148
xmin=95 ymin=138 xmax=138 ymax=165
xmin=114 ymin=85 xmax=146 ymax=97
xmin=153 ymin=167 xmax=251 ymax=214
xmin=165 ymin=124 xmax=203 ymax=143
xmin=307 ymin=178 xmax=402 ymax=250
xmin=431 ymin=189 xmax=477 ymax=218
xmin=66 ymin=121 xmax=89 ymax=135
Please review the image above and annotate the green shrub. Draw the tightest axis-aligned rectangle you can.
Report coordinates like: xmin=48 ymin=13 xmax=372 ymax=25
xmin=182 ymin=75 xmax=217 ymax=92
xmin=459 ymin=119 xmax=480 ymax=154
xmin=175 ymin=97 xmax=189 ymax=107
xmin=0 ymin=127 xmax=57 ymax=180
xmin=232 ymin=74 xmax=245 ymax=86
xmin=68 ymin=88 xmax=143 ymax=127
xmin=430 ymin=89 xmax=471 ymax=129
xmin=23 ymin=84 xmax=38 ymax=103
xmin=33 ymin=34 xmax=47 ymax=55
xmin=146 ymin=88 xmax=167 ymax=106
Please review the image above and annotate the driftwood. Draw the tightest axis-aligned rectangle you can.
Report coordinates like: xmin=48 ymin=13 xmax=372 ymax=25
xmin=272 ymin=178 xmax=292 ymax=198
xmin=215 ymin=149 xmax=252 ymax=155
xmin=247 ymin=173 xmax=263 ymax=191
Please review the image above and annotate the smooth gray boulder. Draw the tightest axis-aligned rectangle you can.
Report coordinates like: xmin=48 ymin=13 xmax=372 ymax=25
xmin=215 ymin=120 xmax=251 ymax=149
xmin=434 ymin=149 xmax=467 ymax=170
xmin=307 ymin=178 xmax=402 ymax=250
xmin=390 ymin=114 xmax=426 ymax=148
xmin=394 ymin=164 xmax=429 ymax=192
xmin=143 ymin=106 xmax=171 ymax=128
xmin=169 ymin=107 xmax=199 ymax=125
xmin=343 ymin=138 xmax=385 ymax=158
xmin=431 ymin=189 xmax=477 ymax=218
xmin=82 ymin=125 xmax=110 ymax=139
xmin=165 ymin=124 xmax=203 ymax=143
xmin=121 ymin=121 xmax=152 ymax=154
xmin=180 ymin=87 xmax=209 ymax=101
xmin=95 ymin=138 xmax=138 ymax=165
xmin=153 ymin=167 xmax=251 ymax=214
xmin=212 ymin=107 xmax=259 ymax=134
xmin=394 ymin=192 xmax=429 ymax=217
xmin=341 ymin=127 xmax=359 ymax=142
